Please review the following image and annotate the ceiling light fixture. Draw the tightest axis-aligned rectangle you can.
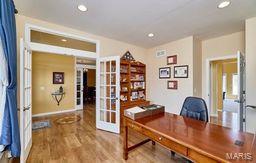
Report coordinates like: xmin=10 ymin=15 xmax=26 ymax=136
xmin=148 ymin=33 xmax=154 ymax=38
xmin=61 ymin=39 xmax=67 ymax=42
xmin=78 ymin=5 xmax=88 ymax=12
xmin=218 ymin=1 xmax=231 ymax=9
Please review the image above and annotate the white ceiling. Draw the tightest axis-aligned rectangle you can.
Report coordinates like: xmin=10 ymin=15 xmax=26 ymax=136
xmin=14 ymin=0 xmax=256 ymax=48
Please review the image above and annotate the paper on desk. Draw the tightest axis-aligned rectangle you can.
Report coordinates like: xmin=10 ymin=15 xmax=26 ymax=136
xmin=126 ymin=107 xmax=145 ymax=115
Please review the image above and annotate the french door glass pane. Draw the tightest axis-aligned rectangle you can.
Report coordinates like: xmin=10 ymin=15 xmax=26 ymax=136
xmin=111 ymin=61 xmax=116 ymax=72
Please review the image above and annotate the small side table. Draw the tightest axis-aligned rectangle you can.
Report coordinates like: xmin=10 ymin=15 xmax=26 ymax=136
xmin=51 ymin=92 xmax=65 ymax=106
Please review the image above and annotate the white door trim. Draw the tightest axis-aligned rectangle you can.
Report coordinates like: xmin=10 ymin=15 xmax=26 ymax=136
xmin=205 ymin=54 xmax=236 ymax=121
xmin=21 ymin=24 xmax=101 ymax=161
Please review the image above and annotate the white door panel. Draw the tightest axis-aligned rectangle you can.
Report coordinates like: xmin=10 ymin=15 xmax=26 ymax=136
xmin=76 ymin=68 xmax=84 ymax=110
xmin=236 ymin=51 xmax=246 ymax=131
xmin=96 ymin=56 xmax=120 ymax=133
xmin=20 ymin=38 xmax=32 ymax=163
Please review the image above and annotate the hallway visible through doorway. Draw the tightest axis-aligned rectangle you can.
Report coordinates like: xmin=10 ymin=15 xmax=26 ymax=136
xmin=209 ymin=58 xmax=238 ymax=130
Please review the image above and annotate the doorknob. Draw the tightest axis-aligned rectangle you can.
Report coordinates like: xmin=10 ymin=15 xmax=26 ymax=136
xmin=234 ymin=100 xmax=240 ymax=103
xmin=246 ymin=105 xmax=256 ymax=110
xmin=23 ymin=106 xmax=31 ymax=111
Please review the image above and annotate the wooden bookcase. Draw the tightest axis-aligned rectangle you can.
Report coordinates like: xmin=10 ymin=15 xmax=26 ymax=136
xmin=120 ymin=60 xmax=150 ymax=124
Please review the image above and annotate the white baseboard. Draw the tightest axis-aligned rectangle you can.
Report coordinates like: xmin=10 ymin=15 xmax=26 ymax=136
xmin=32 ymin=108 xmax=78 ymax=117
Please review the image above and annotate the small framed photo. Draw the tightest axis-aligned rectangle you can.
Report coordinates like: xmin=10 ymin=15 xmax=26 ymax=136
xmin=167 ymin=81 xmax=178 ymax=89
xmin=167 ymin=55 xmax=177 ymax=65
xmin=159 ymin=67 xmax=171 ymax=79
xmin=174 ymin=65 xmax=189 ymax=78
xmin=53 ymin=72 xmax=64 ymax=84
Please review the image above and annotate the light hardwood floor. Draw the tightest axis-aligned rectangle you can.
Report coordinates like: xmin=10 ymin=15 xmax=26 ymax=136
xmin=26 ymin=104 xmax=185 ymax=163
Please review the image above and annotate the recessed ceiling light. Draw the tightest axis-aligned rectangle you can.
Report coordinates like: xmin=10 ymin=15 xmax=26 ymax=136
xmin=218 ymin=1 xmax=231 ymax=9
xmin=148 ymin=33 xmax=154 ymax=38
xmin=61 ymin=39 xmax=67 ymax=42
xmin=78 ymin=5 xmax=88 ymax=12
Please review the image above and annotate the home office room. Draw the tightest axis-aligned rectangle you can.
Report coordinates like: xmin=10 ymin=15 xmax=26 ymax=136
xmin=0 ymin=0 xmax=256 ymax=163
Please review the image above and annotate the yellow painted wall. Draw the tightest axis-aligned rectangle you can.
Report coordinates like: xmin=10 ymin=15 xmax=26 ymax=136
xmin=32 ymin=52 xmax=75 ymax=115
xmin=223 ymin=61 xmax=237 ymax=99
xmin=210 ymin=61 xmax=223 ymax=114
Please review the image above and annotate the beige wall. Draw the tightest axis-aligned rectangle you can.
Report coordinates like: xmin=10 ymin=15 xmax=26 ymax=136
xmin=16 ymin=15 xmax=147 ymax=60
xmin=245 ymin=17 xmax=256 ymax=133
xmin=202 ymin=31 xmax=245 ymax=104
xmin=193 ymin=38 xmax=202 ymax=97
xmin=32 ymin=52 xmax=75 ymax=115
xmin=223 ymin=62 xmax=237 ymax=99
xmin=146 ymin=36 xmax=194 ymax=114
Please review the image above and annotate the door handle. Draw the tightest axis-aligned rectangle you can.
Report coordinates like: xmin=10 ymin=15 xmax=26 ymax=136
xmin=23 ymin=106 xmax=31 ymax=111
xmin=246 ymin=105 xmax=256 ymax=110
xmin=17 ymin=106 xmax=31 ymax=111
xmin=234 ymin=100 xmax=240 ymax=103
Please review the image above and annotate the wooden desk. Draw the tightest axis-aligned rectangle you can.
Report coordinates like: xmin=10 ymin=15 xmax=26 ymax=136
xmin=123 ymin=112 xmax=256 ymax=163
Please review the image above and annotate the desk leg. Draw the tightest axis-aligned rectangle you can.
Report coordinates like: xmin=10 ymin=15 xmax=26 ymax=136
xmin=123 ymin=125 xmax=128 ymax=160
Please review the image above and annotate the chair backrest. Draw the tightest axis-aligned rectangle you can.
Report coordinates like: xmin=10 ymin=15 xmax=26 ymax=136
xmin=180 ymin=97 xmax=209 ymax=122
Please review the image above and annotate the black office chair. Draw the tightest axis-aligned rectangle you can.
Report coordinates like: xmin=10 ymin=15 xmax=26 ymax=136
xmin=171 ymin=97 xmax=209 ymax=161
xmin=180 ymin=96 xmax=209 ymax=122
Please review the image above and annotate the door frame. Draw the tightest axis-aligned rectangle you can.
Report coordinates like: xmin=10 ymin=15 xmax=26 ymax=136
xmin=24 ymin=23 xmax=100 ymax=111
xmin=21 ymin=24 xmax=101 ymax=161
xmin=75 ymin=64 xmax=85 ymax=110
xmin=205 ymin=54 xmax=236 ymax=121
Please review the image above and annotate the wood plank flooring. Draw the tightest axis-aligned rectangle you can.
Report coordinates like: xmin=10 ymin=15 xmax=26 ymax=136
xmin=27 ymin=105 xmax=186 ymax=163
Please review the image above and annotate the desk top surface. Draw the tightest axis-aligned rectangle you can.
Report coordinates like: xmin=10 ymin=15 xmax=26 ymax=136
xmin=128 ymin=112 xmax=256 ymax=162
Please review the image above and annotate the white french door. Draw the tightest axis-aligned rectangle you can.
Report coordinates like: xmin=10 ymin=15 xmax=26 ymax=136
xmin=96 ymin=56 xmax=120 ymax=133
xmin=236 ymin=51 xmax=246 ymax=131
xmin=76 ymin=67 xmax=84 ymax=110
xmin=19 ymin=38 xmax=32 ymax=163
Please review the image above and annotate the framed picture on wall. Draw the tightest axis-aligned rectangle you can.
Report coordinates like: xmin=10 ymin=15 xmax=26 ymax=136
xmin=167 ymin=81 xmax=178 ymax=89
xmin=167 ymin=55 xmax=177 ymax=65
xmin=159 ymin=67 xmax=171 ymax=79
xmin=174 ymin=65 xmax=189 ymax=78
xmin=53 ymin=72 xmax=64 ymax=84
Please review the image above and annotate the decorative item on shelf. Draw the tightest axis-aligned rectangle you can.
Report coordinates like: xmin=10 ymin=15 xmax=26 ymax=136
xmin=121 ymin=87 xmax=128 ymax=92
xmin=159 ymin=67 xmax=171 ymax=79
xmin=131 ymin=92 xmax=139 ymax=101
xmin=167 ymin=55 xmax=177 ymax=65
xmin=121 ymin=95 xmax=128 ymax=102
xmin=174 ymin=65 xmax=189 ymax=78
xmin=53 ymin=72 xmax=64 ymax=84
xmin=121 ymin=51 xmax=135 ymax=61
xmin=121 ymin=75 xmax=128 ymax=82
xmin=138 ymin=91 xmax=145 ymax=99
xmin=167 ymin=81 xmax=178 ymax=90
xmin=133 ymin=82 xmax=145 ymax=89
xmin=121 ymin=65 xmax=128 ymax=73
xmin=51 ymin=86 xmax=65 ymax=105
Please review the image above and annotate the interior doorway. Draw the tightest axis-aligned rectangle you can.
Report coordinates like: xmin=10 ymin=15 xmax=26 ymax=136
xmin=76 ymin=58 xmax=96 ymax=110
xmin=209 ymin=58 xmax=239 ymax=130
